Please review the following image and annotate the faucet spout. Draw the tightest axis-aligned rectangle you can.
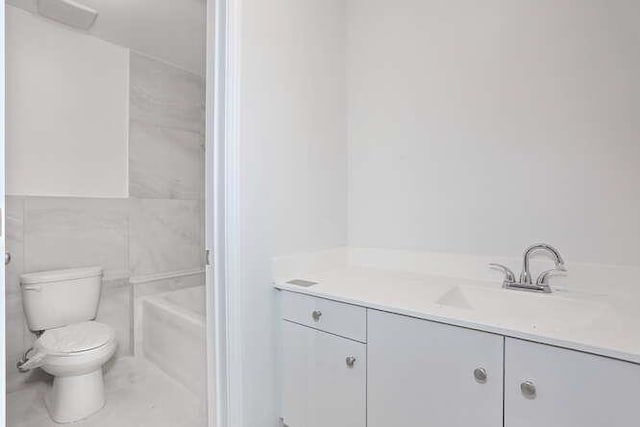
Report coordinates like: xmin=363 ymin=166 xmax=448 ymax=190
xmin=520 ymin=243 xmax=565 ymax=285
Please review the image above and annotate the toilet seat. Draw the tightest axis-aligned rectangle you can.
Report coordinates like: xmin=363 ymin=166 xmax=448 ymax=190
xmin=35 ymin=322 xmax=117 ymax=424
xmin=37 ymin=321 xmax=115 ymax=355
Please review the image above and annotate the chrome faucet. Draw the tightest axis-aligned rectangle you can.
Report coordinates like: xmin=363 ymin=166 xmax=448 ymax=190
xmin=490 ymin=243 xmax=566 ymax=293
xmin=520 ymin=243 xmax=565 ymax=285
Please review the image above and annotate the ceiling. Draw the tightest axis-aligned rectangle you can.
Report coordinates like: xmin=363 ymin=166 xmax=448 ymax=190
xmin=6 ymin=0 xmax=206 ymax=75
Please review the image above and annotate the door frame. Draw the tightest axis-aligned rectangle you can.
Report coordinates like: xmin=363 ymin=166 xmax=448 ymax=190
xmin=1 ymin=2 xmax=6 ymax=424
xmin=206 ymin=0 xmax=244 ymax=426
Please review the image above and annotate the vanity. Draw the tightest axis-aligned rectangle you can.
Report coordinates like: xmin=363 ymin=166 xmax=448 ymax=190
xmin=275 ymin=265 xmax=640 ymax=427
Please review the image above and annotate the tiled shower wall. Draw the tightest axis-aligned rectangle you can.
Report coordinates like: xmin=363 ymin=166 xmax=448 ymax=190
xmin=5 ymin=52 xmax=205 ymax=391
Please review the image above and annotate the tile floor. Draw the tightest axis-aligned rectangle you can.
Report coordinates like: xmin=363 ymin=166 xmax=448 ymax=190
xmin=6 ymin=357 xmax=208 ymax=427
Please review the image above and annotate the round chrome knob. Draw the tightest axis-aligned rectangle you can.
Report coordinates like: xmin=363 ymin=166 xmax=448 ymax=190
xmin=346 ymin=356 xmax=356 ymax=368
xmin=5 ymin=252 xmax=11 ymax=266
xmin=474 ymin=368 xmax=487 ymax=384
xmin=521 ymin=380 xmax=537 ymax=399
xmin=311 ymin=310 xmax=322 ymax=322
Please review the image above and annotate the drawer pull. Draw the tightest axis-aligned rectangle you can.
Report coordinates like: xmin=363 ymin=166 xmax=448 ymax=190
xmin=282 ymin=292 xmax=367 ymax=342
xmin=473 ymin=368 xmax=487 ymax=384
xmin=521 ymin=380 xmax=537 ymax=399
xmin=346 ymin=356 xmax=357 ymax=368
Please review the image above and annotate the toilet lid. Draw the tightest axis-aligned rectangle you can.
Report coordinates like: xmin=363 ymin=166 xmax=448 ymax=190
xmin=37 ymin=321 xmax=115 ymax=354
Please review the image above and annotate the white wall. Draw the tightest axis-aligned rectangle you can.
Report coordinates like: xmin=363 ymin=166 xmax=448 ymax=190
xmin=347 ymin=0 xmax=640 ymax=266
xmin=236 ymin=0 xmax=347 ymax=424
xmin=6 ymin=6 xmax=129 ymax=198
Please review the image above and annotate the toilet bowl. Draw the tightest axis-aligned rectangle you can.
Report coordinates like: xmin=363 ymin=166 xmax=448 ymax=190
xmin=27 ymin=322 xmax=117 ymax=423
xmin=19 ymin=267 xmax=117 ymax=423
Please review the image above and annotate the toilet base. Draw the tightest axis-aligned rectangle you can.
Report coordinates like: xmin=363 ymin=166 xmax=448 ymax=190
xmin=45 ymin=369 xmax=105 ymax=424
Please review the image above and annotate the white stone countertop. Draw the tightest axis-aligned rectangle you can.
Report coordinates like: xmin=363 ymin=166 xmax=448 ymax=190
xmin=275 ymin=266 xmax=640 ymax=365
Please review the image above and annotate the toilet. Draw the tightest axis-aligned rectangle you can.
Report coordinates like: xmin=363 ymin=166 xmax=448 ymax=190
xmin=18 ymin=267 xmax=117 ymax=424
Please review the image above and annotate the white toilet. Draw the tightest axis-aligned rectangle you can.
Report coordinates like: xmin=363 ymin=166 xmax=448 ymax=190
xmin=18 ymin=266 xmax=117 ymax=424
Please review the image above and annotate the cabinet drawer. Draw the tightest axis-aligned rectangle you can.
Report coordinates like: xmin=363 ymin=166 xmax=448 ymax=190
xmin=281 ymin=291 xmax=366 ymax=342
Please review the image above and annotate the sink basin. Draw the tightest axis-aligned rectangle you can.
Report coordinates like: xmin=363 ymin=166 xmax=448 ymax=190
xmin=435 ymin=285 xmax=609 ymax=331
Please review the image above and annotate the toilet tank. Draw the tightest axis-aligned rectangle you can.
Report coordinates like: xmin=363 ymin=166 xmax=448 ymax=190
xmin=20 ymin=267 xmax=103 ymax=331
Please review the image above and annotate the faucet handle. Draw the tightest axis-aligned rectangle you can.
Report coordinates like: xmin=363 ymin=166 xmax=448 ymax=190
xmin=536 ymin=266 xmax=567 ymax=286
xmin=489 ymin=263 xmax=516 ymax=285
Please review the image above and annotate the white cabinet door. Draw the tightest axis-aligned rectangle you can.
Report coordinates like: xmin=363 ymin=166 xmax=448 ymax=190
xmin=368 ymin=310 xmax=504 ymax=427
xmin=281 ymin=320 xmax=366 ymax=427
xmin=505 ymin=338 xmax=640 ymax=427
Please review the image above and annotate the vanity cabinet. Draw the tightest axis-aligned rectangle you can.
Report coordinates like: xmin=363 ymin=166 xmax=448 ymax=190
xmin=278 ymin=290 xmax=640 ymax=427
xmin=280 ymin=292 xmax=367 ymax=427
xmin=504 ymin=338 xmax=640 ymax=427
xmin=367 ymin=309 xmax=504 ymax=427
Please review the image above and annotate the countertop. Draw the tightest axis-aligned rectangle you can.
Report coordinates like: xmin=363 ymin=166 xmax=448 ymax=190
xmin=275 ymin=267 xmax=640 ymax=365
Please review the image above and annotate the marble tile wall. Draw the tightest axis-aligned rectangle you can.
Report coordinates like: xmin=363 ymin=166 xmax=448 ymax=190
xmin=129 ymin=52 xmax=205 ymax=200
xmin=5 ymin=52 xmax=205 ymax=392
xmin=5 ymin=196 xmax=31 ymax=392
xmin=23 ymin=197 xmax=130 ymax=281
xmin=97 ymin=279 xmax=133 ymax=359
xmin=6 ymin=197 xmax=24 ymax=298
xmin=127 ymin=51 xmax=206 ymax=336
xmin=129 ymin=199 xmax=203 ymax=277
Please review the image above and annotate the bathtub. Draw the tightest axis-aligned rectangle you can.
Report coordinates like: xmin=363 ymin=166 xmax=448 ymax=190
xmin=142 ymin=286 xmax=207 ymax=400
